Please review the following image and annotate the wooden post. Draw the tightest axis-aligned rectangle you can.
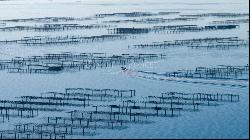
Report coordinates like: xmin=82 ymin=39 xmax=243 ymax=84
xmin=171 ymin=108 xmax=174 ymax=117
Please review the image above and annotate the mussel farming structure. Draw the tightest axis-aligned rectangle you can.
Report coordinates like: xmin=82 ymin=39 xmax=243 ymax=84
xmin=0 ymin=34 xmax=131 ymax=46
xmin=109 ymin=24 xmax=240 ymax=35
xmin=0 ymin=87 xmax=240 ymax=139
xmin=0 ymin=24 xmax=114 ymax=32
xmin=211 ymin=19 xmax=249 ymax=25
xmin=131 ymin=37 xmax=248 ymax=49
xmin=0 ymin=17 xmax=88 ymax=23
xmin=103 ymin=17 xmax=199 ymax=24
xmin=138 ymin=65 xmax=249 ymax=81
xmin=95 ymin=12 xmax=180 ymax=18
xmin=179 ymin=13 xmax=249 ymax=18
xmin=0 ymin=11 xmax=181 ymax=24
xmin=0 ymin=52 xmax=166 ymax=74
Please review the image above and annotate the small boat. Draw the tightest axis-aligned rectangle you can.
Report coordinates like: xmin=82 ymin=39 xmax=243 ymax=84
xmin=121 ymin=67 xmax=127 ymax=71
